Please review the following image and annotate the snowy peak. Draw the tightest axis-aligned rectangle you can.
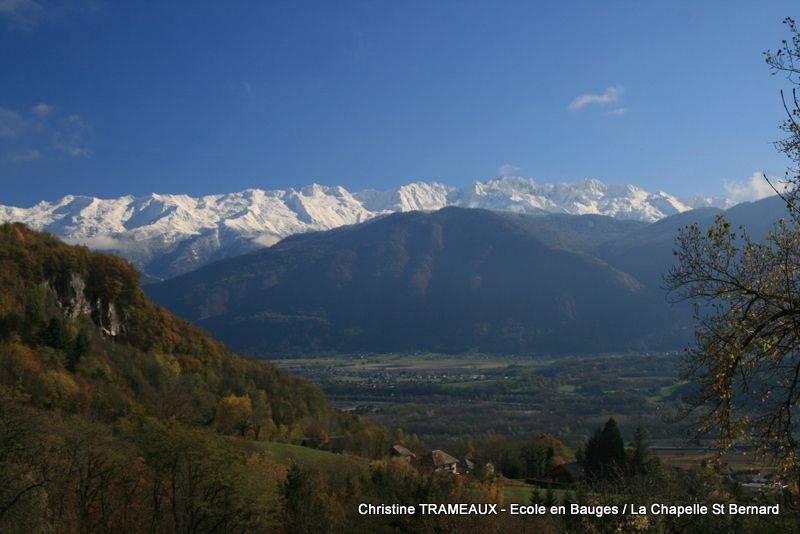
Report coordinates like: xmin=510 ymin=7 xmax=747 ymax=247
xmin=0 ymin=177 xmax=736 ymax=280
xmin=448 ymin=176 xmax=689 ymax=221
xmin=354 ymin=182 xmax=453 ymax=212
xmin=679 ymin=194 xmax=738 ymax=210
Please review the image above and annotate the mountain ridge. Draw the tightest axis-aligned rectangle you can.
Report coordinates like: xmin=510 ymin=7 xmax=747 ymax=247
xmin=147 ymin=207 xmax=689 ymax=356
xmin=146 ymin=196 xmax=786 ymax=356
xmin=0 ymin=177 xmax=736 ymax=281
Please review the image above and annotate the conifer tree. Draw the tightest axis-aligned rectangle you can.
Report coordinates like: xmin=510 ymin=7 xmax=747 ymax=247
xmin=584 ymin=417 xmax=625 ymax=480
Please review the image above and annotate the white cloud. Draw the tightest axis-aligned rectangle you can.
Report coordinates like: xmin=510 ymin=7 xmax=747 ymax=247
xmin=0 ymin=106 xmax=24 ymax=137
xmin=53 ymin=114 xmax=89 ymax=156
xmin=64 ymin=235 xmax=122 ymax=250
xmin=0 ymin=0 xmax=38 ymax=14
xmin=569 ymin=86 xmax=624 ymax=111
xmin=498 ymin=163 xmax=521 ymax=176
xmin=723 ymin=172 xmax=784 ymax=202
xmin=606 ymin=107 xmax=628 ymax=116
xmin=0 ymin=0 xmax=40 ymax=27
xmin=9 ymin=148 xmax=41 ymax=161
xmin=0 ymin=103 xmax=89 ymax=161
xmin=31 ymin=102 xmax=52 ymax=117
xmin=1 ymin=0 xmax=101 ymax=27
xmin=253 ymin=234 xmax=281 ymax=247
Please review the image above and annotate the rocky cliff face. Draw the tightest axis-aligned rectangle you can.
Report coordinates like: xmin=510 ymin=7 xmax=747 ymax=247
xmin=49 ymin=272 xmax=124 ymax=336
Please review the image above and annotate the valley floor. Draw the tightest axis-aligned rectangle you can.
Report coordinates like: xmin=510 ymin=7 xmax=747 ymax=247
xmin=270 ymin=351 xmax=692 ymax=450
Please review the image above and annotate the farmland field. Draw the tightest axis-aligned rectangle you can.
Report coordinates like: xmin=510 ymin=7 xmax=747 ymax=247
xmin=269 ymin=352 xmax=693 ymax=450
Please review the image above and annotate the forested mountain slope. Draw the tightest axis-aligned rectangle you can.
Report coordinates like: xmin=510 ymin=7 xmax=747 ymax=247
xmin=148 ymin=198 xmax=786 ymax=356
xmin=148 ymin=207 xmax=686 ymax=355
xmin=0 ymin=222 xmax=431 ymax=532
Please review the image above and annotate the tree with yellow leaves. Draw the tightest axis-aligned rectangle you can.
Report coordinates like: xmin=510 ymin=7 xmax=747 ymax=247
xmin=214 ymin=394 xmax=253 ymax=437
xmin=666 ymin=18 xmax=800 ymax=479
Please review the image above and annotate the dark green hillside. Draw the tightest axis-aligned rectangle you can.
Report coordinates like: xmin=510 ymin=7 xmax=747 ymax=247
xmin=149 ymin=207 xmax=680 ymax=355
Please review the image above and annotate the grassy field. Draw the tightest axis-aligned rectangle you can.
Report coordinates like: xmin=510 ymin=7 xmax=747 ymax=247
xmin=251 ymin=441 xmax=370 ymax=485
xmin=654 ymin=447 xmax=779 ymax=477
xmin=500 ymin=479 xmax=571 ymax=504
xmin=502 ymin=483 xmax=537 ymax=504
xmin=276 ymin=353 xmax=531 ymax=372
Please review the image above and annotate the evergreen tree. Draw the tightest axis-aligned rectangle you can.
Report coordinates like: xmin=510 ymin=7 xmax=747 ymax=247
xmin=630 ymin=424 xmax=650 ymax=474
xmin=66 ymin=329 xmax=90 ymax=372
xmin=543 ymin=488 xmax=558 ymax=508
xmin=44 ymin=317 xmax=68 ymax=350
xmin=584 ymin=417 xmax=625 ymax=480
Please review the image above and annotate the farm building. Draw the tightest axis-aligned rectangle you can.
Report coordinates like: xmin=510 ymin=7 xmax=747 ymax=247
xmin=321 ymin=435 xmax=347 ymax=454
xmin=390 ymin=444 xmax=416 ymax=461
xmin=422 ymin=450 xmax=459 ymax=474
xmin=301 ymin=435 xmax=346 ymax=454
xmin=547 ymin=462 xmax=585 ymax=484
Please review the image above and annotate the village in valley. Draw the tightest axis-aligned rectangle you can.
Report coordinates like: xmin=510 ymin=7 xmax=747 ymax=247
xmin=288 ymin=354 xmax=791 ymax=505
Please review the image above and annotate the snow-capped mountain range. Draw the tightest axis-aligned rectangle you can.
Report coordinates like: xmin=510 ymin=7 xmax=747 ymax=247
xmin=0 ymin=177 xmax=735 ymax=281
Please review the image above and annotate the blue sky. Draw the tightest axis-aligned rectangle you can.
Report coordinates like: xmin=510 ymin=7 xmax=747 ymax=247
xmin=0 ymin=0 xmax=797 ymax=206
